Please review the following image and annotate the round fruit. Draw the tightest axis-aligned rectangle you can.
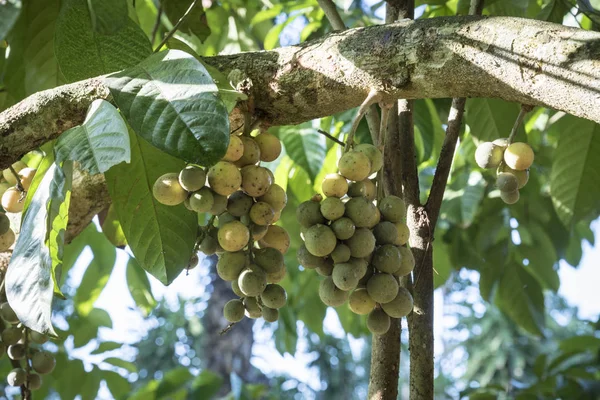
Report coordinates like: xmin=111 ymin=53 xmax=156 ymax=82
xmin=259 ymin=225 xmax=290 ymax=254
xmin=218 ymin=221 xmax=250 ymax=252
xmin=261 ymin=284 xmax=287 ymax=309
xmin=332 ymin=262 xmax=362 ymax=291
xmin=227 ymin=191 xmax=253 ymax=217
xmin=32 ymin=351 xmax=56 ymax=374
xmin=189 ymin=187 xmax=214 ymax=213
xmin=349 ymin=257 xmax=369 ymax=280
xmin=345 ymin=197 xmax=378 ymax=228
xmin=0 ymin=228 xmax=15 ymax=252
xmin=152 ymin=173 xmax=187 ymax=206
xmin=316 ymin=261 xmax=334 ymax=277
xmin=243 ymin=297 xmax=262 ymax=319
xmin=231 ymin=280 xmax=244 ymax=297
xmin=297 ymin=244 xmax=330 ymax=269
xmin=258 ymin=184 xmax=287 ymax=211
xmin=381 ymin=287 xmax=414 ymax=318
xmin=254 ymin=132 xmax=282 ymax=162
xmin=252 ymin=248 xmax=283 ymax=274
xmin=7 ymin=368 xmax=26 ymax=386
xmin=178 ymin=165 xmax=205 ymax=192
xmin=347 ymin=180 xmax=366 ymax=197
xmin=354 ymin=143 xmax=383 ymax=174
xmin=367 ymin=309 xmax=391 ymax=335
xmin=266 ymin=263 xmax=287 ymax=284
xmin=345 ymin=228 xmax=376 ymax=258
xmin=2 ymin=161 xmax=26 ymax=185
xmin=29 ymin=331 xmax=49 ymax=344
xmin=304 ymin=224 xmax=337 ymax=257
xmin=502 ymin=166 xmax=529 ymax=188
xmin=17 ymin=168 xmax=36 ymax=190
xmin=500 ymin=189 xmax=520 ymax=204
xmin=236 ymin=137 xmax=261 ymax=167
xmin=0 ymin=302 xmax=19 ymax=324
xmin=319 ymin=276 xmax=349 ymax=307
xmin=373 ymin=221 xmax=399 ymax=245
xmin=378 ymin=196 xmax=406 ymax=223
xmin=321 ymin=174 xmax=348 ymax=198
xmin=492 ymin=138 xmax=509 ymax=149
xmin=393 ymin=222 xmax=410 ymax=246
xmin=241 ymin=165 xmax=273 ymax=197
xmin=218 ymin=212 xmax=237 ymax=227
xmin=249 ymin=202 xmax=275 ymax=226
xmin=396 ymin=247 xmax=415 ymax=277
xmin=223 ymin=299 xmax=245 ymax=322
xmin=27 ymin=374 xmax=42 ymax=390
xmin=261 ymin=306 xmax=279 ymax=322
xmin=1 ymin=326 xmax=22 ymax=345
xmin=251 ymin=224 xmax=269 ymax=241
xmin=367 ymin=273 xmax=399 ymax=304
xmin=217 ymin=251 xmax=246 ymax=281
xmin=331 ymin=217 xmax=355 ymax=240
xmin=1 ymin=187 xmax=24 ymax=213
xmin=475 ymin=142 xmax=504 ymax=169
xmin=222 ymin=135 xmax=244 ymax=162
xmin=7 ymin=344 xmax=25 ymax=360
xmin=320 ymin=197 xmax=345 ymax=221
xmin=0 ymin=181 xmax=10 ymax=199
xmin=496 ymin=172 xmax=518 ymax=193
xmin=238 ymin=267 xmax=267 ymax=297
xmin=207 ymin=161 xmax=242 ymax=196
xmin=331 ymin=243 xmax=351 ymax=263
xmin=297 ymin=200 xmax=325 ymax=228
xmin=338 ymin=151 xmax=372 ymax=181
xmin=348 ymin=288 xmax=376 ymax=315
xmin=363 ymin=180 xmax=377 ymax=202
xmin=504 ymin=142 xmax=534 ymax=170
xmin=372 ymin=244 xmax=402 ymax=274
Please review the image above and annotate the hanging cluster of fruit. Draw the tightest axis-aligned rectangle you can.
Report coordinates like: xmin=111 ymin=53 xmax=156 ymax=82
xmin=153 ymin=130 xmax=289 ymax=324
xmin=475 ymin=139 xmax=534 ymax=204
xmin=0 ymin=161 xmax=37 ymax=252
xmin=296 ymin=143 xmax=415 ymax=335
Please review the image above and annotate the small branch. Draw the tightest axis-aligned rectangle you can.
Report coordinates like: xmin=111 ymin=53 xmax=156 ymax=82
xmin=154 ymin=0 xmax=200 ymax=52
xmin=345 ymin=90 xmax=383 ymax=152
xmin=150 ymin=5 xmax=163 ymax=47
xmin=469 ymin=0 xmax=485 ymax=15
xmin=219 ymin=322 xmax=236 ymax=335
xmin=8 ymin=166 xmax=24 ymax=192
xmin=317 ymin=0 xmax=346 ymax=30
xmin=397 ymin=99 xmax=419 ymax=206
xmin=317 ymin=129 xmax=346 ymax=146
xmin=507 ymin=104 xmax=534 ymax=144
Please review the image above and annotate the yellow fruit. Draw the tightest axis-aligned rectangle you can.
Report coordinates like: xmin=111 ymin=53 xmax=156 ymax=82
xmin=152 ymin=173 xmax=187 ymax=206
xmin=2 ymin=161 xmax=26 ymax=185
xmin=332 ymin=262 xmax=362 ymax=291
xmin=259 ymin=225 xmax=290 ymax=254
xmin=222 ymin=135 xmax=244 ymax=162
xmin=319 ymin=276 xmax=348 ymax=307
xmin=235 ymin=137 xmax=261 ymax=167
xmin=378 ymin=196 xmax=406 ymax=223
xmin=504 ymin=142 xmax=534 ymax=170
xmin=258 ymin=184 xmax=287 ymax=211
xmin=17 ymin=168 xmax=36 ymax=191
xmin=475 ymin=142 xmax=504 ymax=169
xmin=241 ymin=165 xmax=273 ymax=197
xmin=1 ymin=188 xmax=24 ymax=213
xmin=395 ymin=247 xmax=415 ymax=277
xmin=367 ymin=308 xmax=391 ymax=335
xmin=381 ymin=287 xmax=414 ymax=318
xmin=207 ymin=161 xmax=242 ymax=196
xmin=348 ymin=288 xmax=376 ymax=315
xmin=501 ymin=166 xmax=529 ymax=188
xmin=354 ymin=143 xmax=383 ymax=174
xmin=304 ymin=224 xmax=337 ymax=257
xmin=321 ymin=173 xmax=348 ymax=198
xmin=218 ymin=221 xmax=250 ymax=252
xmin=178 ymin=165 xmax=206 ymax=192
xmin=216 ymin=251 xmax=246 ymax=281
xmin=338 ymin=151 xmax=371 ymax=181
xmin=366 ymin=273 xmax=399 ymax=304
xmin=249 ymin=202 xmax=275 ymax=226
xmin=393 ymin=222 xmax=410 ymax=246
xmin=254 ymin=132 xmax=282 ymax=162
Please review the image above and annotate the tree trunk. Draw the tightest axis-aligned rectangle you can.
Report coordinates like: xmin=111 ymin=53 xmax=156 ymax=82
xmin=368 ymin=318 xmax=401 ymax=400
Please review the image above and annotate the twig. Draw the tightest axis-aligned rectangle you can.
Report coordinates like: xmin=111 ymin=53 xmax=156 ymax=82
xmin=507 ymin=104 xmax=534 ymax=144
xmin=219 ymin=322 xmax=235 ymax=335
xmin=345 ymin=90 xmax=383 ymax=152
xmin=150 ymin=5 xmax=163 ymax=47
xmin=8 ymin=166 xmax=24 ymax=192
xmin=469 ymin=0 xmax=485 ymax=15
xmin=317 ymin=0 xmax=346 ymax=30
xmin=317 ymin=129 xmax=345 ymax=147
xmin=154 ymin=0 xmax=200 ymax=52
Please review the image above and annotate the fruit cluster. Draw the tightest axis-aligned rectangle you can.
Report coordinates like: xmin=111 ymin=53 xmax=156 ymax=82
xmin=152 ymin=130 xmax=289 ymax=324
xmin=296 ymin=144 xmax=415 ymax=335
xmin=0 ymin=161 xmax=38 ymax=252
xmin=475 ymin=139 xmax=533 ymax=204
xmin=0 ymin=301 xmax=54 ymax=391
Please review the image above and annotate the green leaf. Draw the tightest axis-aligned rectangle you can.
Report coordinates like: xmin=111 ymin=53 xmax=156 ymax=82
xmin=71 ymin=308 xmax=113 ymax=348
xmin=55 ymin=0 xmax=152 ymax=82
xmin=6 ymin=161 xmax=72 ymax=336
xmin=87 ymin=0 xmax=128 ymax=35
xmin=550 ymin=116 xmax=600 ymax=228
xmin=517 ymin=223 xmax=559 ymax=292
xmin=279 ymin=126 xmax=327 ymax=182
xmin=559 ymin=335 xmax=600 ymax=353
xmin=73 ymin=224 xmax=116 ymax=316
xmin=105 ymin=130 xmax=197 ymax=284
xmin=461 ymin=171 xmax=486 ymax=227
xmin=104 ymin=357 xmax=137 ymax=373
xmin=536 ymin=0 xmax=568 ymax=22
xmin=101 ymin=204 xmax=127 ymax=247
xmin=162 ymin=0 xmax=211 ymax=42
xmin=0 ymin=0 xmax=21 ymax=40
xmin=126 ymin=257 xmax=157 ymax=316
xmin=414 ymin=99 xmax=445 ymax=163
xmin=433 ymin=240 xmax=453 ymax=288
xmin=495 ymin=262 xmax=544 ymax=336
xmin=465 ymin=99 xmax=521 ymax=143
xmin=275 ymin=306 xmax=298 ymax=355
xmin=90 ymin=341 xmax=123 ymax=355
xmin=22 ymin=142 xmax=55 ymax=220
xmin=105 ymin=49 xmax=230 ymax=166
xmin=156 ymin=367 xmax=194 ymax=398
xmin=189 ymin=370 xmax=223 ymax=400
xmin=102 ymin=370 xmax=131 ymax=400
xmin=55 ymin=99 xmax=130 ymax=175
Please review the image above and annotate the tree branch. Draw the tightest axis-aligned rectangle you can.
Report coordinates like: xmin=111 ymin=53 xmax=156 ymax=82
xmin=317 ymin=0 xmax=346 ymax=30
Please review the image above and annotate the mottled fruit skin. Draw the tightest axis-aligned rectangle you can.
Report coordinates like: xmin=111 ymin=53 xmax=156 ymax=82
xmin=178 ymin=165 xmax=206 ymax=192
xmin=222 ymin=135 xmax=244 ymax=162
xmin=354 ymin=143 xmax=383 ymax=174
xmin=227 ymin=191 xmax=254 ymax=217
xmin=259 ymin=184 xmax=287 ymax=211
xmin=261 ymin=284 xmax=287 ymax=308
xmin=261 ymin=306 xmax=279 ymax=322
xmin=395 ymin=246 xmax=416 ymax=277
xmin=378 ymin=196 xmax=406 ymax=223
xmin=254 ymin=132 xmax=282 ymax=162
xmin=207 ymin=161 xmax=242 ymax=196
xmin=338 ymin=151 xmax=372 ymax=181
xmin=381 ymin=287 xmax=414 ymax=318
xmin=0 ymin=228 xmax=15 ymax=252
xmin=331 ymin=217 xmax=356 ymax=240
xmin=304 ymin=224 xmax=337 ymax=257
xmin=217 ymin=251 xmax=246 ymax=281
xmin=236 ymin=137 xmax=261 ymax=167
xmin=475 ymin=142 xmax=504 ymax=169
xmin=348 ymin=288 xmax=376 ymax=315
xmin=504 ymin=142 xmax=534 ymax=170
xmin=218 ymin=221 xmax=250 ymax=252
xmin=259 ymin=225 xmax=290 ymax=254
xmin=241 ymin=165 xmax=273 ymax=197
xmin=238 ymin=268 xmax=268 ymax=297
xmin=1 ymin=187 xmax=24 ymax=213
xmin=500 ymin=189 xmax=520 ymax=204
xmin=320 ymin=197 xmax=345 ymax=221
xmin=372 ymin=244 xmax=402 ymax=274
xmin=223 ymin=299 xmax=245 ymax=322
xmin=319 ymin=276 xmax=349 ymax=307
xmin=250 ymin=201 xmax=275 ymax=226
xmin=345 ymin=197 xmax=378 ymax=228
xmin=332 ymin=262 xmax=362 ymax=291
xmin=496 ymin=172 xmax=519 ymax=192
xmin=345 ymin=228 xmax=376 ymax=258
xmin=366 ymin=273 xmax=399 ymax=304
xmin=297 ymin=200 xmax=325 ymax=228
xmin=321 ymin=173 xmax=348 ymax=198
xmin=367 ymin=309 xmax=391 ymax=335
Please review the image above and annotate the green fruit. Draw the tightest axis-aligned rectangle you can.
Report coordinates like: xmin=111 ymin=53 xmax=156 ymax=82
xmin=218 ymin=221 xmax=250 ymax=252
xmin=227 ymin=191 xmax=254 ymax=217
xmin=321 ymin=173 xmax=348 ymax=198
xmin=372 ymin=244 xmax=402 ymax=274
xmin=0 ymin=302 xmax=19 ymax=324
xmin=304 ymin=224 xmax=337 ymax=257
xmin=253 ymin=247 xmax=284 ymax=274
xmin=0 ymin=213 xmax=10 ymax=235
xmin=189 ymin=187 xmax=214 ymax=213
xmin=251 ymin=224 xmax=269 ymax=241
xmin=504 ymin=142 xmax=534 ymax=170
xmin=254 ymin=132 xmax=282 ymax=162
xmin=29 ymin=331 xmax=48 ymax=345
xmin=218 ymin=212 xmax=237 ymax=227
xmin=501 ymin=166 xmax=529 ymax=189
xmin=32 ymin=351 xmax=56 ymax=374
xmin=349 ymin=257 xmax=369 ymax=280
xmin=231 ymin=280 xmax=244 ymax=297
xmin=238 ymin=267 xmax=268 ymax=297
xmin=0 ymin=228 xmax=15 ymax=252
xmin=261 ymin=306 xmax=279 ymax=322
xmin=338 ymin=151 xmax=372 ymax=181
xmin=259 ymin=225 xmax=290 ymax=255
xmin=358 ymin=265 xmax=375 ymax=287
xmin=316 ymin=261 xmax=334 ymax=277
xmin=207 ymin=161 xmax=242 ymax=196
xmin=367 ymin=309 xmax=391 ymax=335
xmin=345 ymin=197 xmax=378 ymax=228
xmin=209 ymin=192 xmax=228 ymax=215
xmin=266 ymin=263 xmax=287 ymax=284
xmin=331 ymin=217 xmax=356 ymax=240
xmin=297 ymin=200 xmax=325 ymax=228
xmin=249 ymin=202 xmax=275 ymax=226
xmin=332 ymin=262 xmax=362 ymax=291
xmin=319 ymin=277 xmax=348 ymax=307
xmin=223 ymin=299 xmax=245 ymax=322
xmin=222 ymin=134 xmax=244 ymax=162
xmin=320 ymin=197 xmax=345 ymax=221
xmin=373 ymin=221 xmax=399 ymax=245
xmin=27 ymin=373 xmax=42 ymax=390
xmin=258 ymin=183 xmax=287 ymax=211
xmin=393 ymin=222 xmax=410 ymax=246
xmin=200 ymin=236 xmax=218 ymax=255
xmin=7 ymin=344 xmax=25 ymax=360
xmin=475 ymin=141 xmax=504 ymax=169
xmin=243 ymin=297 xmax=262 ymax=319
xmin=178 ymin=165 xmax=206 ymax=192
xmin=152 ymin=173 xmax=188 ymax=206
xmin=347 ymin=180 xmax=366 ymax=197
xmin=378 ymin=196 xmax=406 ymax=223
xmin=297 ymin=244 xmax=330 ymax=269
xmin=236 ymin=137 xmax=261 ymax=167
xmin=345 ymin=228 xmax=376 ymax=258
xmin=261 ymin=284 xmax=287 ymax=309
xmin=217 ymin=251 xmax=247 ymax=281
xmin=500 ymin=189 xmax=520 ymax=204
xmin=395 ymin=247 xmax=415 ymax=277
xmin=381 ymin=287 xmax=413 ymax=318
xmin=354 ymin=143 xmax=383 ymax=174
xmin=496 ymin=172 xmax=518 ymax=192
xmin=7 ymin=368 xmax=26 ymax=386
xmin=348 ymin=288 xmax=376 ymax=315
xmin=331 ymin=243 xmax=351 ymax=263
xmin=366 ymin=273 xmax=399 ymax=304
xmin=1 ymin=326 xmax=22 ymax=345
xmin=241 ymin=165 xmax=273 ymax=197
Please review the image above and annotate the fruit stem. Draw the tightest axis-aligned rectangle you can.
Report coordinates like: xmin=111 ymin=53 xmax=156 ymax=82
xmin=8 ymin=165 xmax=24 ymax=193
xmin=344 ymin=89 xmax=382 ymax=153
xmin=153 ymin=0 xmax=200 ymax=52
xmin=507 ymin=104 xmax=534 ymax=144
xmin=316 ymin=129 xmax=345 ymax=147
